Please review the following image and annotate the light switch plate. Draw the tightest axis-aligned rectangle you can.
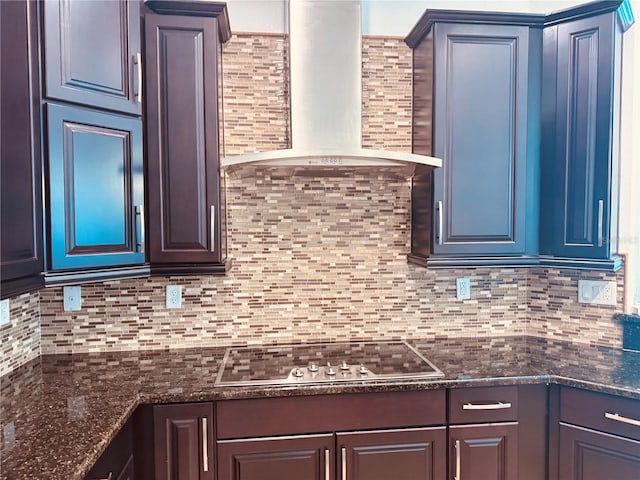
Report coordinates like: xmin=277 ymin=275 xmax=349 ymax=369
xmin=166 ymin=285 xmax=182 ymax=309
xmin=0 ymin=299 xmax=10 ymax=327
xmin=578 ymin=280 xmax=617 ymax=306
xmin=456 ymin=277 xmax=471 ymax=300
xmin=63 ymin=286 xmax=82 ymax=311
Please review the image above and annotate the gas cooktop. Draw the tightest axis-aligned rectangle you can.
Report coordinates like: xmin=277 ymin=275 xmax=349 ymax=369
xmin=214 ymin=340 xmax=444 ymax=386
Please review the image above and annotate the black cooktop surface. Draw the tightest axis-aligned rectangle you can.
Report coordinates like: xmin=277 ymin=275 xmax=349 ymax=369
xmin=215 ymin=340 xmax=444 ymax=386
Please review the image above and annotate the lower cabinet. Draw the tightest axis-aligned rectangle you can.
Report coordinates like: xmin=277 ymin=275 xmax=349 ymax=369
xmin=152 ymin=402 xmax=215 ymax=480
xmin=85 ymin=419 xmax=135 ymax=480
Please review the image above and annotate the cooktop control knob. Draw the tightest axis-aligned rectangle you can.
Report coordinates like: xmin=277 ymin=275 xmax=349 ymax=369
xmin=340 ymin=361 xmax=350 ymax=371
xmin=293 ymin=368 xmax=304 ymax=378
xmin=326 ymin=363 xmax=336 ymax=376
xmin=359 ymin=365 xmax=368 ymax=375
xmin=308 ymin=363 xmax=319 ymax=372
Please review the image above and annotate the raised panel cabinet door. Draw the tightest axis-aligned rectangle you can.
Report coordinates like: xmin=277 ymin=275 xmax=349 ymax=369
xmin=46 ymin=103 xmax=144 ymax=270
xmin=540 ymin=14 xmax=618 ymax=260
xmin=0 ymin=0 xmax=44 ymax=296
xmin=43 ymin=0 xmax=141 ymax=114
xmin=449 ymin=423 xmax=518 ymax=480
xmin=337 ymin=427 xmax=446 ymax=480
xmin=558 ymin=424 xmax=640 ymax=480
xmin=153 ymin=403 xmax=214 ymax=480
xmin=217 ymin=434 xmax=334 ymax=480
xmin=432 ymin=23 xmax=531 ymax=255
xmin=144 ymin=13 xmax=223 ymax=269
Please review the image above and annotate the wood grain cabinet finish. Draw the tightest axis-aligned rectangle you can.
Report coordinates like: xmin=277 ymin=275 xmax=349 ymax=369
xmin=406 ymin=14 xmax=541 ymax=267
xmin=0 ymin=0 xmax=44 ymax=298
xmin=217 ymin=434 xmax=334 ymax=480
xmin=43 ymin=0 xmax=142 ymax=115
xmin=153 ymin=402 xmax=215 ymax=480
xmin=540 ymin=9 xmax=626 ymax=269
xmin=144 ymin=4 xmax=230 ymax=275
xmin=337 ymin=428 xmax=446 ymax=480
xmin=45 ymin=103 xmax=145 ymax=271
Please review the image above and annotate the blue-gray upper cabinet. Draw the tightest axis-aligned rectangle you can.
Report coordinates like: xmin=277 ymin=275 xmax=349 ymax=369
xmin=43 ymin=0 xmax=141 ymax=115
xmin=406 ymin=14 xmax=542 ymax=267
xmin=45 ymin=103 xmax=145 ymax=274
xmin=540 ymin=3 xmax=632 ymax=271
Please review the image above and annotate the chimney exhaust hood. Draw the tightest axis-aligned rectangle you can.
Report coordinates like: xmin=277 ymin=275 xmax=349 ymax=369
xmin=221 ymin=0 xmax=442 ymax=175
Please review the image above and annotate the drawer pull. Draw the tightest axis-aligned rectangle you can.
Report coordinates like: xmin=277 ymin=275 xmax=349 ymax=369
xmin=463 ymin=401 xmax=512 ymax=410
xmin=605 ymin=412 xmax=640 ymax=427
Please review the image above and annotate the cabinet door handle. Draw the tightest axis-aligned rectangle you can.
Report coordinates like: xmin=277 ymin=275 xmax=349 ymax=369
xmin=597 ymin=199 xmax=604 ymax=247
xmin=437 ymin=200 xmax=443 ymax=245
xmin=133 ymin=52 xmax=143 ymax=103
xmin=454 ymin=439 xmax=461 ymax=480
xmin=135 ymin=205 xmax=144 ymax=253
xmin=605 ymin=412 xmax=640 ymax=427
xmin=202 ymin=417 xmax=209 ymax=472
xmin=341 ymin=447 xmax=347 ymax=480
xmin=462 ymin=401 xmax=512 ymax=410
xmin=210 ymin=205 xmax=216 ymax=252
xmin=324 ymin=448 xmax=330 ymax=480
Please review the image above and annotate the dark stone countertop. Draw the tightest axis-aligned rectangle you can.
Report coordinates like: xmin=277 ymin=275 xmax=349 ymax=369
xmin=1 ymin=336 xmax=639 ymax=479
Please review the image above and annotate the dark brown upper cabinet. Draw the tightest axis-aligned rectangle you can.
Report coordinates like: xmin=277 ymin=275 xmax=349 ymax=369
xmin=539 ymin=1 xmax=634 ymax=271
xmin=1 ymin=0 xmax=44 ymax=298
xmin=43 ymin=0 xmax=142 ymax=115
xmin=144 ymin=1 xmax=231 ymax=275
xmin=405 ymin=12 xmax=543 ymax=268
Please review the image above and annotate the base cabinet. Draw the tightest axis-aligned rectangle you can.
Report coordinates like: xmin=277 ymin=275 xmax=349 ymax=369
xmin=558 ymin=424 xmax=640 ymax=480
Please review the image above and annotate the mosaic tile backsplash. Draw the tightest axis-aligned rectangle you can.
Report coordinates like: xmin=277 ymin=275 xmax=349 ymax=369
xmin=0 ymin=35 xmax=627 ymax=374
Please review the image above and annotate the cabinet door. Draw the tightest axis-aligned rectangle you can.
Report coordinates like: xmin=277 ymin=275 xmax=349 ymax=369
xmin=43 ymin=0 xmax=141 ymax=114
xmin=46 ymin=103 xmax=144 ymax=270
xmin=449 ymin=423 xmax=518 ymax=480
xmin=558 ymin=424 xmax=640 ymax=480
xmin=217 ymin=434 xmax=333 ymax=480
xmin=540 ymin=14 xmax=618 ymax=260
xmin=153 ymin=403 xmax=214 ymax=480
xmin=144 ymin=13 xmax=225 ymax=272
xmin=0 ymin=0 xmax=44 ymax=297
xmin=337 ymin=427 xmax=446 ymax=480
xmin=431 ymin=23 xmax=533 ymax=256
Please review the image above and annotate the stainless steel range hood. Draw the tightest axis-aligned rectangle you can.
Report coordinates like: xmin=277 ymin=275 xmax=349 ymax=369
xmin=221 ymin=0 xmax=442 ymax=175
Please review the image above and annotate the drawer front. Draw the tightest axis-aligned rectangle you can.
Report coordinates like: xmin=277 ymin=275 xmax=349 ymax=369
xmin=449 ymin=386 xmax=518 ymax=424
xmin=216 ymin=390 xmax=446 ymax=439
xmin=560 ymin=387 xmax=640 ymax=440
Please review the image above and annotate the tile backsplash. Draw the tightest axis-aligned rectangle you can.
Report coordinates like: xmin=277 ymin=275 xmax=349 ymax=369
xmin=0 ymin=34 xmax=626 ymax=373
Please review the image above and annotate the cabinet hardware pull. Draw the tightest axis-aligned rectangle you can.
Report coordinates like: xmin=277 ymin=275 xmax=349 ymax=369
xmin=454 ymin=439 xmax=461 ymax=480
xmin=341 ymin=447 xmax=347 ymax=480
xmin=462 ymin=401 xmax=512 ymax=410
xmin=135 ymin=205 xmax=144 ymax=253
xmin=605 ymin=412 xmax=640 ymax=427
xmin=437 ymin=200 xmax=443 ymax=245
xmin=210 ymin=205 xmax=216 ymax=252
xmin=597 ymin=199 xmax=604 ymax=247
xmin=134 ymin=52 xmax=142 ymax=103
xmin=202 ymin=417 xmax=209 ymax=472
xmin=324 ymin=448 xmax=330 ymax=480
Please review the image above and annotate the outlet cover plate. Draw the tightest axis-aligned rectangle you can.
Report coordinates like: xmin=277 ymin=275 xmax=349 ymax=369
xmin=456 ymin=277 xmax=471 ymax=300
xmin=0 ymin=299 xmax=10 ymax=327
xmin=63 ymin=286 xmax=82 ymax=311
xmin=166 ymin=285 xmax=182 ymax=309
xmin=578 ymin=280 xmax=616 ymax=306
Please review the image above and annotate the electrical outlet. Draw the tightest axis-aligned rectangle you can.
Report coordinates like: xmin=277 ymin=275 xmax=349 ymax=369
xmin=166 ymin=285 xmax=182 ymax=309
xmin=456 ymin=277 xmax=471 ymax=300
xmin=63 ymin=286 xmax=82 ymax=311
xmin=578 ymin=280 xmax=617 ymax=306
xmin=0 ymin=299 xmax=10 ymax=327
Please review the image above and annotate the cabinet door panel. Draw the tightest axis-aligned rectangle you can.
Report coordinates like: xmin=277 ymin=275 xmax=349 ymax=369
xmin=46 ymin=103 xmax=144 ymax=270
xmin=450 ymin=423 xmax=518 ymax=480
xmin=153 ymin=403 xmax=214 ymax=480
xmin=145 ymin=13 xmax=224 ymax=268
xmin=217 ymin=434 xmax=333 ymax=480
xmin=43 ymin=0 xmax=141 ymax=114
xmin=432 ymin=24 xmax=530 ymax=255
xmin=559 ymin=424 xmax=640 ymax=480
xmin=338 ymin=427 xmax=446 ymax=480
